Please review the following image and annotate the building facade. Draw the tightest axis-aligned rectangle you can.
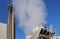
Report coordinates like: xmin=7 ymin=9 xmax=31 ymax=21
xmin=0 ymin=23 xmax=7 ymax=39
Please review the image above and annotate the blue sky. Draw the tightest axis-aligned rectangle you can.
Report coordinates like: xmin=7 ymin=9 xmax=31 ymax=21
xmin=0 ymin=0 xmax=60 ymax=39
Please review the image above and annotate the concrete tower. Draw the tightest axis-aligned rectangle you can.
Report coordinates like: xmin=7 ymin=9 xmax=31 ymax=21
xmin=7 ymin=4 xmax=15 ymax=39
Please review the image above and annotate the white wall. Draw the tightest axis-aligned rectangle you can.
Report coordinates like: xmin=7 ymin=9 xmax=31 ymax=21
xmin=0 ymin=23 xmax=7 ymax=39
xmin=57 ymin=36 xmax=60 ymax=39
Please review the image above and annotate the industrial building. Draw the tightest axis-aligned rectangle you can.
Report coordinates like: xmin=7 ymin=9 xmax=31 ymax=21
xmin=26 ymin=23 xmax=60 ymax=39
xmin=0 ymin=3 xmax=60 ymax=39
xmin=0 ymin=4 xmax=15 ymax=39
xmin=0 ymin=23 xmax=7 ymax=39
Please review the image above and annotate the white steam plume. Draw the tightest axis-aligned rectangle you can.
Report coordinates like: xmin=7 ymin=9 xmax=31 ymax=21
xmin=12 ymin=0 xmax=47 ymax=35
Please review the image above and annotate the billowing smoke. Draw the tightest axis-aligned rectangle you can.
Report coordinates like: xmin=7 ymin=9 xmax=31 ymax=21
xmin=12 ymin=0 xmax=47 ymax=35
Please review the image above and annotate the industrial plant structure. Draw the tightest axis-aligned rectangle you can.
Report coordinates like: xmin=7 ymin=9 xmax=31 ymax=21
xmin=0 ymin=3 xmax=60 ymax=39
xmin=26 ymin=23 xmax=60 ymax=39
xmin=0 ymin=4 xmax=15 ymax=39
xmin=0 ymin=23 xmax=7 ymax=39
xmin=7 ymin=4 xmax=15 ymax=39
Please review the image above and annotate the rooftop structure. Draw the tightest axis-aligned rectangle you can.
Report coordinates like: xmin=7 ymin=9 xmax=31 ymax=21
xmin=26 ymin=23 xmax=56 ymax=39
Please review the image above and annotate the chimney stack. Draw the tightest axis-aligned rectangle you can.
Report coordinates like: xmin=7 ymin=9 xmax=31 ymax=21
xmin=7 ymin=4 xmax=15 ymax=39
